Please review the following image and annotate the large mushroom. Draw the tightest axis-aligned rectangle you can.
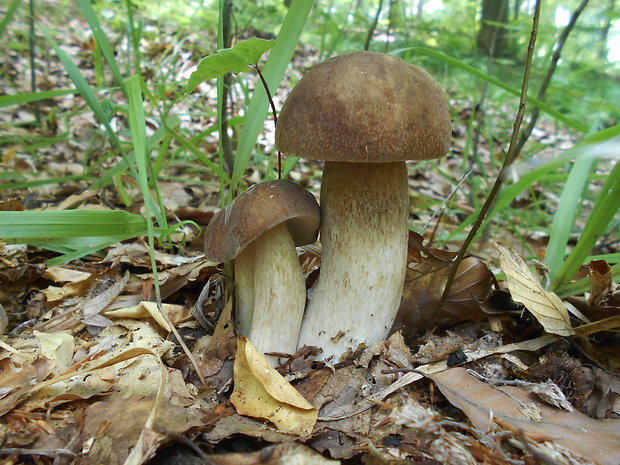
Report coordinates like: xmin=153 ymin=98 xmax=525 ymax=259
xmin=275 ymin=51 xmax=451 ymax=360
xmin=204 ymin=180 xmax=320 ymax=362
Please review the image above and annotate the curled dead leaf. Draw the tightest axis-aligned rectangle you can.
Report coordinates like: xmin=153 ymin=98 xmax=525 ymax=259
xmin=230 ymin=337 xmax=318 ymax=436
xmin=391 ymin=232 xmax=494 ymax=338
xmin=497 ymin=244 xmax=575 ymax=336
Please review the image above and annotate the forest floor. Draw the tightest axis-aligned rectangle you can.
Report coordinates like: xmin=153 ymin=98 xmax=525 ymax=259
xmin=1 ymin=6 xmax=619 ymax=465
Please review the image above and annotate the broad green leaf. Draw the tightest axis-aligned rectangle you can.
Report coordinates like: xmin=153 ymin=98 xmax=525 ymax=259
xmin=185 ymin=38 xmax=276 ymax=93
xmin=544 ymin=155 xmax=595 ymax=285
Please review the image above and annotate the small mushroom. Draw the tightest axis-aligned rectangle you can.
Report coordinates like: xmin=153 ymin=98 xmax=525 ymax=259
xmin=276 ymin=51 xmax=452 ymax=360
xmin=204 ymin=180 xmax=320 ymax=362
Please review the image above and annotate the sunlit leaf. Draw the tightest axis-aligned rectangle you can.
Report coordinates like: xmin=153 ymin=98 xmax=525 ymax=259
xmin=185 ymin=38 xmax=276 ymax=93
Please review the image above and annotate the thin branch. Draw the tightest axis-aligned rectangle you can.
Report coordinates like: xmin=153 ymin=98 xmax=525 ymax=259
xmin=365 ymin=0 xmax=384 ymax=51
xmin=513 ymin=0 xmax=590 ymax=156
xmin=252 ymin=64 xmax=281 ymax=178
xmin=438 ymin=0 xmax=542 ymax=309
xmin=220 ymin=0 xmax=235 ymax=174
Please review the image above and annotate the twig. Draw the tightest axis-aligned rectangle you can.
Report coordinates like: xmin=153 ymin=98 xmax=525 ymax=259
xmin=0 ymin=448 xmax=76 ymax=458
xmin=438 ymin=0 xmax=541 ymax=310
xmin=219 ymin=0 xmax=235 ymax=174
xmin=513 ymin=0 xmax=590 ymax=157
xmin=252 ymin=64 xmax=281 ymax=178
xmin=364 ymin=0 xmax=384 ymax=51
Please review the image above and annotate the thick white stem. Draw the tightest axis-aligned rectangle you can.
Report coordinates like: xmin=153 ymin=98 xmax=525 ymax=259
xmin=297 ymin=161 xmax=408 ymax=360
xmin=235 ymin=223 xmax=306 ymax=363
xmin=234 ymin=246 xmax=255 ymax=337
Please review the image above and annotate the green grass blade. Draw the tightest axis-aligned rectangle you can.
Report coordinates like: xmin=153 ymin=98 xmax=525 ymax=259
xmin=0 ymin=210 xmax=147 ymax=239
xmin=40 ymin=26 xmax=128 ymax=163
xmin=0 ymin=89 xmax=81 ymax=108
xmin=557 ymin=263 xmax=620 ymax=298
xmin=125 ymin=74 xmax=165 ymax=227
xmin=0 ymin=175 xmax=87 ymax=190
xmin=166 ymin=127 xmax=231 ymax=184
xmin=553 ymin=158 xmax=620 ymax=291
xmin=544 ymin=155 xmax=595 ymax=285
xmin=282 ymin=156 xmax=300 ymax=178
xmin=0 ymin=0 xmax=21 ymax=36
xmin=78 ymin=0 xmax=126 ymax=92
xmin=443 ymin=126 xmax=620 ymax=243
xmin=90 ymin=115 xmax=180 ymax=189
xmin=393 ymin=47 xmax=588 ymax=133
xmin=231 ymin=0 xmax=315 ymax=191
xmin=46 ymin=236 xmax=138 ymax=266
xmin=125 ymin=0 xmax=142 ymax=75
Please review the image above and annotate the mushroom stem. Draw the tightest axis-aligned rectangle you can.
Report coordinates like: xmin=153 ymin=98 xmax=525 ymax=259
xmin=234 ymin=247 xmax=255 ymax=337
xmin=235 ymin=222 xmax=306 ymax=363
xmin=297 ymin=161 xmax=408 ymax=360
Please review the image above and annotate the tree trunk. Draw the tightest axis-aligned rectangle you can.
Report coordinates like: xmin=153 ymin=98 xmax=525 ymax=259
xmin=416 ymin=0 xmax=424 ymax=20
xmin=476 ymin=0 xmax=511 ymax=58
xmin=598 ymin=0 xmax=616 ymax=60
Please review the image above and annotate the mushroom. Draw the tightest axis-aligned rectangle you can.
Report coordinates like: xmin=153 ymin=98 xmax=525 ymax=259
xmin=275 ymin=51 xmax=451 ymax=360
xmin=204 ymin=180 xmax=320 ymax=361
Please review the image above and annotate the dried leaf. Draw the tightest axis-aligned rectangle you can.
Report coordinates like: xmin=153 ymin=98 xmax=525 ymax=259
xmin=392 ymin=232 xmax=494 ymax=337
xmin=198 ymin=297 xmax=236 ymax=378
xmin=206 ymin=442 xmax=341 ymax=464
xmin=230 ymin=337 xmax=318 ymax=436
xmin=104 ymin=301 xmax=190 ymax=331
xmin=497 ymin=244 xmax=575 ymax=336
xmin=429 ymin=367 xmax=620 ymax=465
xmin=588 ymin=259 xmax=612 ymax=308
xmin=33 ymin=330 xmax=75 ymax=375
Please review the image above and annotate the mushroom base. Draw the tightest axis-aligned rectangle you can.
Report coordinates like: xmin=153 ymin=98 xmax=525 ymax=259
xmin=234 ymin=222 xmax=307 ymax=364
xmin=297 ymin=161 xmax=408 ymax=360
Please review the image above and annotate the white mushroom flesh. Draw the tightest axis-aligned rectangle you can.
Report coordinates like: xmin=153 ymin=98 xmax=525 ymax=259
xmin=235 ymin=222 xmax=306 ymax=364
xmin=297 ymin=161 xmax=408 ymax=360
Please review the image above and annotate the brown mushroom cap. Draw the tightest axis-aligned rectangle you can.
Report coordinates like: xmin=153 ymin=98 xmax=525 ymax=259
xmin=275 ymin=51 xmax=451 ymax=163
xmin=204 ymin=180 xmax=320 ymax=263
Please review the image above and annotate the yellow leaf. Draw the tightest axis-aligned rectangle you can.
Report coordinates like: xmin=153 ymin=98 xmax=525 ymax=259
xmin=105 ymin=301 xmax=189 ymax=331
xmin=230 ymin=337 xmax=317 ymax=436
xmin=497 ymin=245 xmax=575 ymax=336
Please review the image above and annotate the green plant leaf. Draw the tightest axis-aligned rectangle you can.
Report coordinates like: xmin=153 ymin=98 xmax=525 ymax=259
xmin=393 ymin=47 xmax=588 ymax=133
xmin=443 ymin=126 xmax=620 ymax=244
xmin=231 ymin=0 xmax=314 ymax=192
xmin=553 ymin=158 xmax=620 ymax=291
xmin=0 ymin=89 xmax=80 ymax=108
xmin=0 ymin=210 xmax=147 ymax=239
xmin=0 ymin=0 xmax=20 ymax=37
xmin=78 ymin=0 xmax=126 ymax=92
xmin=544 ymin=155 xmax=595 ymax=285
xmin=185 ymin=37 xmax=276 ymax=93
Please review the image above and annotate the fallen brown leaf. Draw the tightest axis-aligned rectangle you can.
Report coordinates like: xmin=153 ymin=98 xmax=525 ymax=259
xmin=429 ymin=367 xmax=620 ymax=465
xmin=392 ymin=232 xmax=494 ymax=338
